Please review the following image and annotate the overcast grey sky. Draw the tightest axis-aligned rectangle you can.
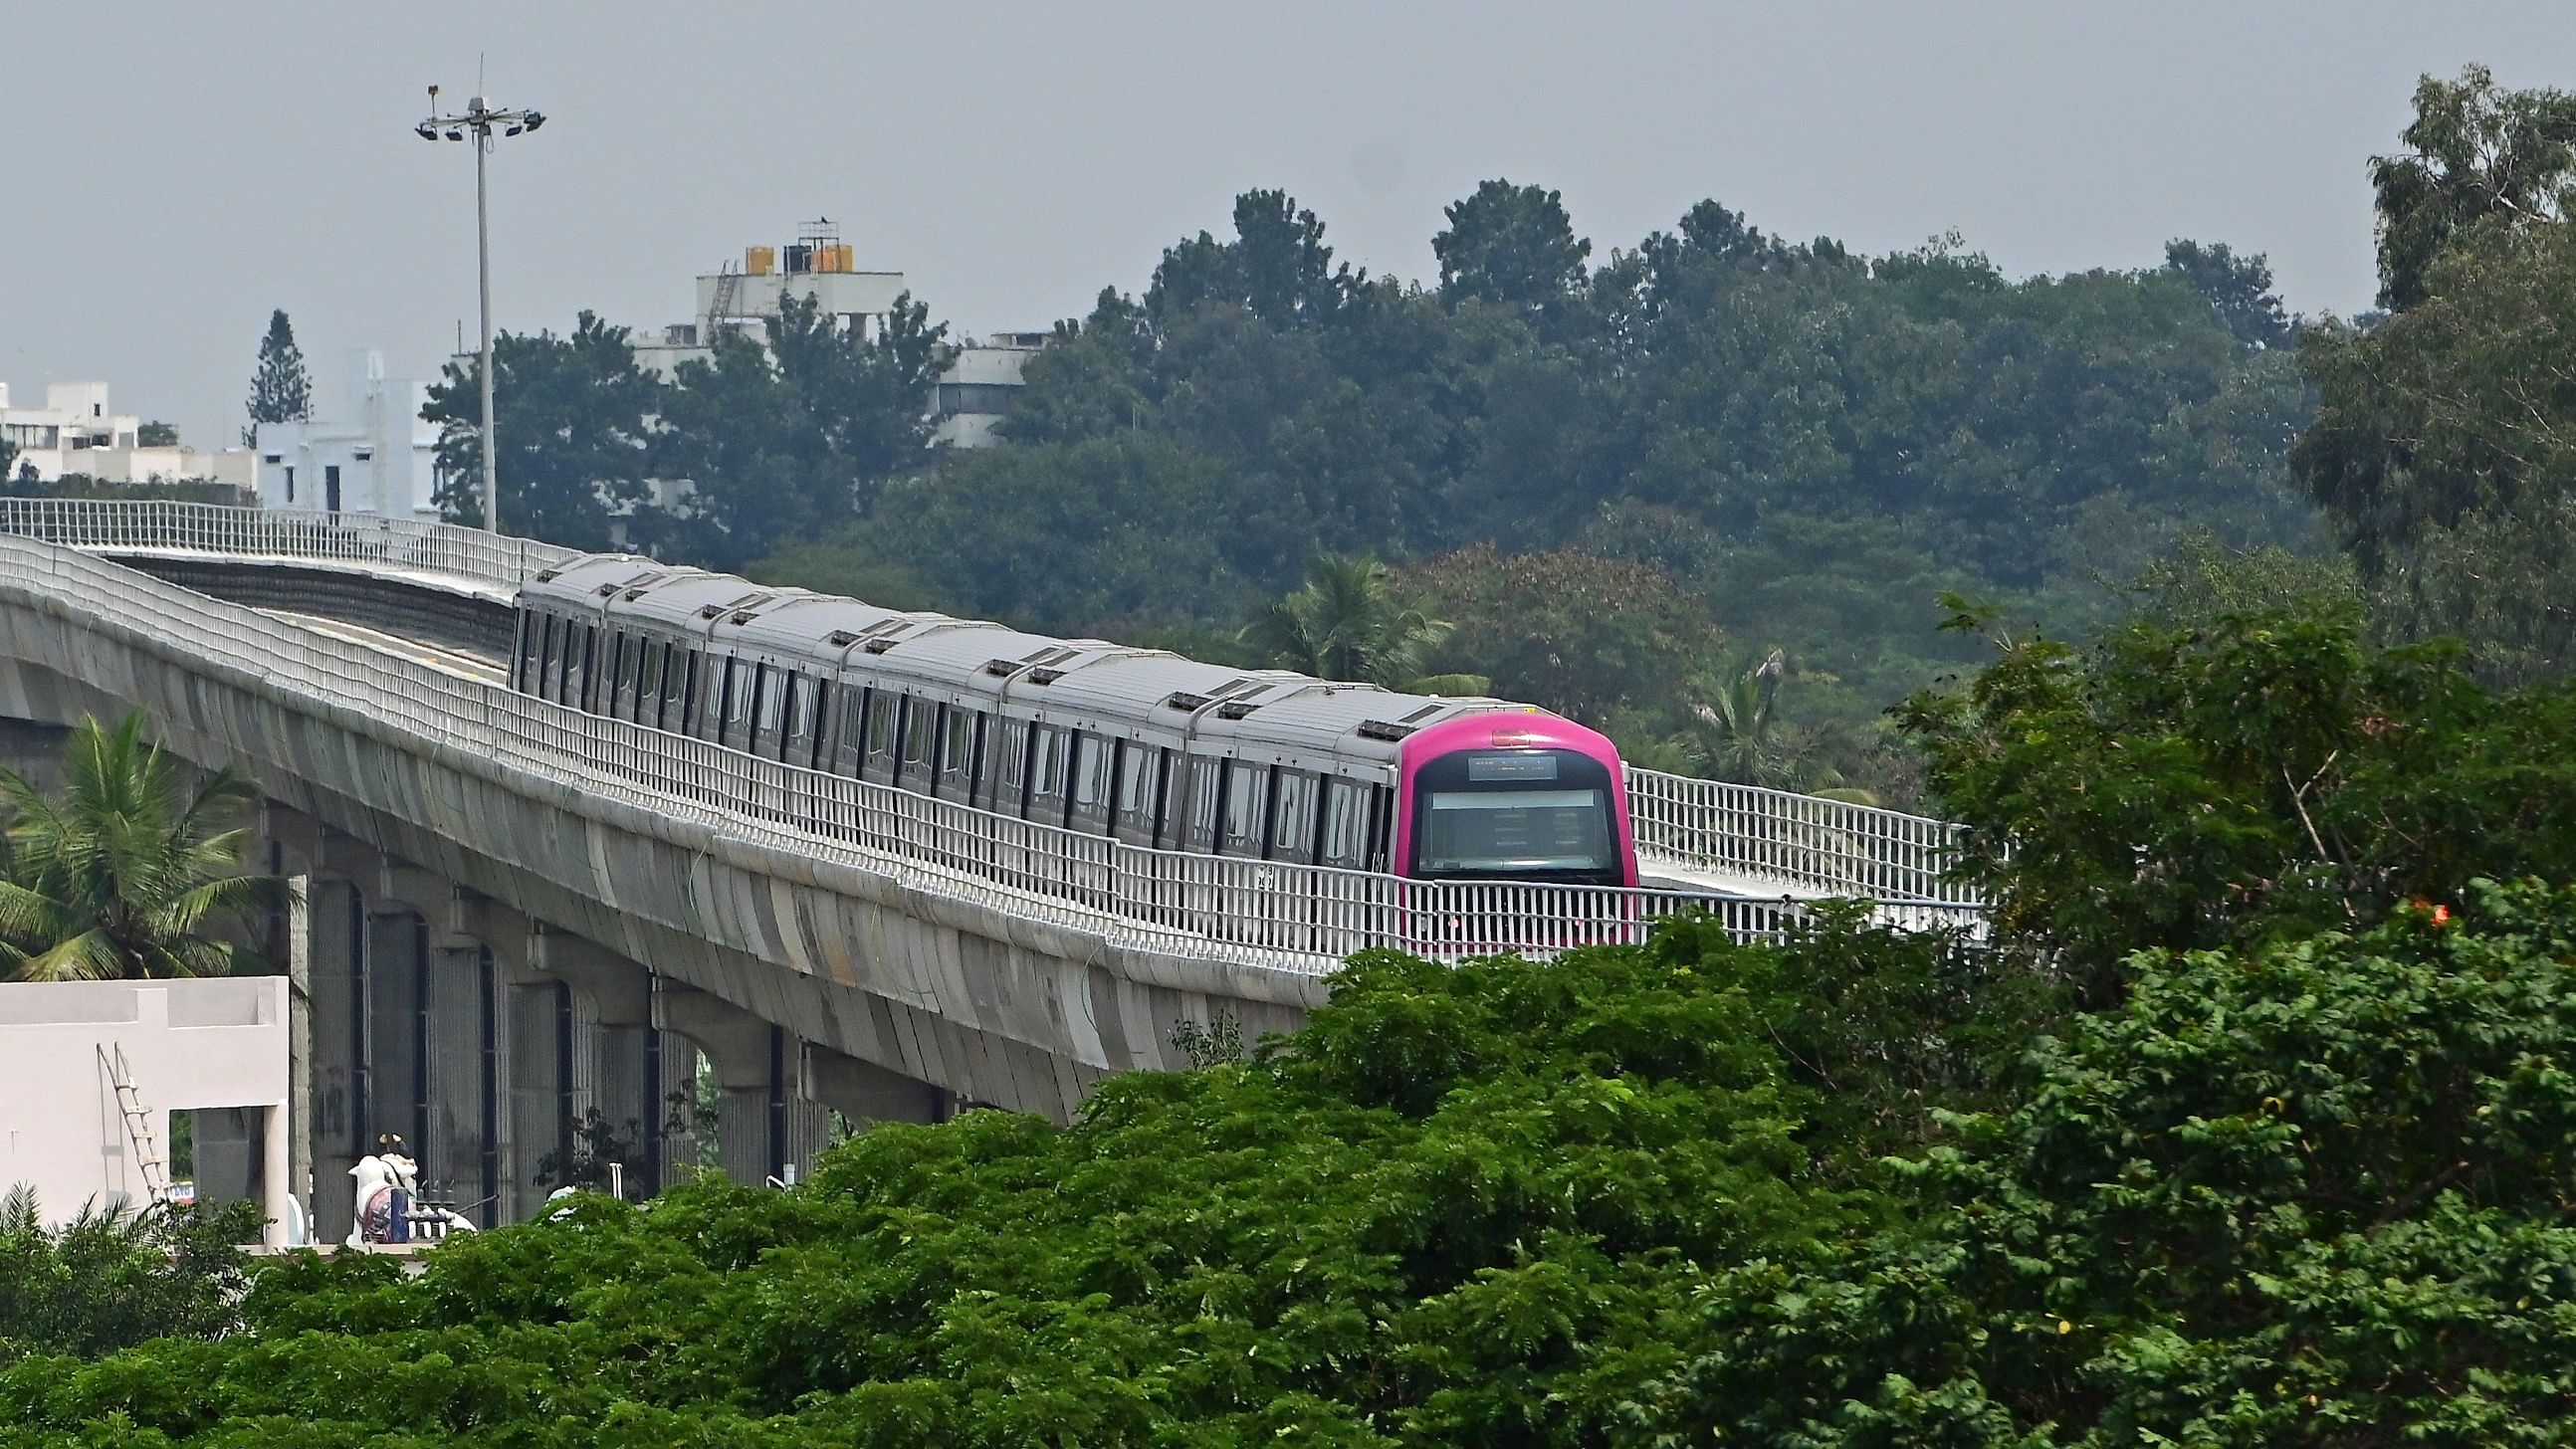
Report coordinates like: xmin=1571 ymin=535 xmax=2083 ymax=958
xmin=7 ymin=4 xmax=2574 ymax=448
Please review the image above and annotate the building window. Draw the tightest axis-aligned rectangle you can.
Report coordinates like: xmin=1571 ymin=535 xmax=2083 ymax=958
xmin=284 ymin=466 xmax=296 ymax=503
xmin=935 ymin=382 xmax=1020 ymax=416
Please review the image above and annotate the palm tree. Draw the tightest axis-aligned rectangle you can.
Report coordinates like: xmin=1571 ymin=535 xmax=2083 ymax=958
xmin=1244 ymin=554 xmax=1491 ymax=697
xmin=0 ymin=715 xmax=281 ymax=982
xmin=1668 ymin=649 xmax=1878 ymax=801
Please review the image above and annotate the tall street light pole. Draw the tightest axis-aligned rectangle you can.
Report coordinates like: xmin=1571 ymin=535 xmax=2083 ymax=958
xmin=416 ymin=85 xmax=544 ymax=533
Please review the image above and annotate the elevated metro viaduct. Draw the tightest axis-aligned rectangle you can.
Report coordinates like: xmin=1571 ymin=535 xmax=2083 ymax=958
xmin=0 ymin=506 xmax=1977 ymax=1236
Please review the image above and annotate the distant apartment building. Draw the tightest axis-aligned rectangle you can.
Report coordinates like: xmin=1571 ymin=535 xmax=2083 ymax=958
xmin=1 ymin=381 xmax=254 ymax=487
xmin=934 ymin=332 xmax=1049 ymax=448
xmin=627 ymin=222 xmax=1046 ymax=451
xmin=253 ymin=351 xmax=440 ymax=521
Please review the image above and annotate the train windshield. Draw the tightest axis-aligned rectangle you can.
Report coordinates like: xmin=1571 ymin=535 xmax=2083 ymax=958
xmin=1408 ymin=747 xmax=1621 ymax=883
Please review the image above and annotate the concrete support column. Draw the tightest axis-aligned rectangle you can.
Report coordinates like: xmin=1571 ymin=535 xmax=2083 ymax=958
xmin=421 ymin=942 xmax=490 ymax=1214
xmin=262 ymin=1102 xmax=293 ymax=1247
xmin=658 ymin=985 xmax=832 ymax=1187
xmin=303 ymin=875 xmax=366 ymax=1245
xmin=452 ymin=893 xmax=554 ymax=1223
xmin=364 ymin=907 xmax=426 ymax=1161
xmin=529 ymin=927 xmax=660 ymax=1198
xmin=258 ymin=805 xmax=320 ymax=1241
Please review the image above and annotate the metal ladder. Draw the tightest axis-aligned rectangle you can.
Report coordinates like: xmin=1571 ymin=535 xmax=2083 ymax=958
xmin=100 ymin=1044 xmax=172 ymax=1206
xmin=705 ymin=260 xmax=743 ymax=348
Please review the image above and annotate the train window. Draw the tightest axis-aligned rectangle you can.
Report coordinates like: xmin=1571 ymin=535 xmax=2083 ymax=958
xmin=633 ymin=638 xmax=663 ymax=724
xmin=672 ymin=648 xmax=701 ymax=734
xmin=1114 ymin=744 xmax=1160 ymax=842
xmin=607 ymin=632 xmax=637 ymax=721
xmin=771 ymin=670 xmax=806 ymax=760
xmin=1364 ymin=785 xmax=1394 ymax=873
xmin=1066 ymin=734 xmax=1114 ymax=832
xmin=1320 ymin=779 xmax=1370 ymax=869
xmin=515 ymin=613 xmax=540 ymax=692
xmin=987 ymin=717 xmax=1027 ymax=813
xmin=800 ymin=679 xmax=832 ymax=770
xmin=1027 ymin=725 xmax=1068 ymax=816
xmin=708 ymin=657 xmax=734 ymax=741
xmin=546 ymin=619 xmax=569 ymax=703
xmin=1221 ymin=761 xmax=1270 ymax=858
xmin=1180 ymin=755 xmax=1224 ymax=851
xmin=830 ymin=687 xmax=866 ymax=775
xmin=898 ymin=699 xmax=938 ymax=787
xmin=936 ymin=707 xmax=977 ymax=799
xmin=751 ymin=664 xmax=785 ymax=755
xmin=561 ymin=620 xmax=587 ymax=705
xmin=532 ymin=615 xmax=558 ymax=699
xmin=565 ymin=624 xmax=596 ymax=713
xmin=1269 ymin=769 xmax=1320 ymax=864
xmin=719 ymin=660 xmax=754 ymax=750
xmin=863 ymin=690 xmax=900 ymax=782
xmin=1148 ymin=747 xmax=1177 ymax=847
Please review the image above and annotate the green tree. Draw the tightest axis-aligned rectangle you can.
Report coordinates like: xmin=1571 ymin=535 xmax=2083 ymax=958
xmin=1433 ymin=178 xmax=1594 ymax=320
xmin=1147 ymin=187 xmax=1352 ymax=329
xmin=1407 ymin=544 xmax=1725 ymax=725
xmin=2297 ymin=214 xmax=2576 ymax=683
xmin=0 ymin=714 xmax=282 ymax=982
xmin=2162 ymin=237 xmax=2292 ymax=347
xmin=0 ymin=1187 xmax=262 ymax=1364
xmin=2125 ymin=527 xmax=2362 ymax=629
xmin=1900 ymin=600 xmax=2576 ymax=994
xmin=1244 ymin=553 xmax=1489 ymax=695
xmin=2370 ymin=63 xmax=2576 ymax=311
xmin=425 ymin=311 xmax=660 ymax=549
xmin=134 ymin=421 xmax=178 ymax=448
xmin=648 ymin=293 xmax=950 ymax=572
xmin=242 ymin=309 xmax=311 ymax=446
xmin=1664 ymin=648 xmax=1858 ymax=794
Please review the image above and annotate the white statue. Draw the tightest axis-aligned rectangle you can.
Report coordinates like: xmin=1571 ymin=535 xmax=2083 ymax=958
xmin=344 ymin=1136 xmax=475 ymax=1246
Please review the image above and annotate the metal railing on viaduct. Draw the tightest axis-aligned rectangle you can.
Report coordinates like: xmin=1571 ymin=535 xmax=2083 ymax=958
xmin=0 ymin=500 xmax=1984 ymax=1230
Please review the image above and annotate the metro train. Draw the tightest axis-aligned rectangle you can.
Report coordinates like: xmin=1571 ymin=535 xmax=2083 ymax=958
xmin=510 ymin=555 xmax=1639 ymax=889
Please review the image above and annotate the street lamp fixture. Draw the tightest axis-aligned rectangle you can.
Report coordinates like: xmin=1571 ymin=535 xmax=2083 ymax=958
xmin=414 ymin=83 xmax=545 ymax=534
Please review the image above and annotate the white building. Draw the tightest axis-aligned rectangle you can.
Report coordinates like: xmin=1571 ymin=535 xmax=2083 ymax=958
xmin=625 ymin=225 xmax=1047 ymax=451
xmin=1 ymin=381 xmax=254 ymax=487
xmin=0 ymin=975 xmax=293 ymax=1243
xmin=629 ymin=225 xmax=915 ymax=381
xmin=253 ymin=351 xmax=440 ymax=521
xmin=934 ymin=333 xmax=1049 ymax=448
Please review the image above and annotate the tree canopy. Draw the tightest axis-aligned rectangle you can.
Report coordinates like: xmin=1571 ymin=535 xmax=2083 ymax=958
xmin=7 ymin=601 xmax=2576 ymax=1443
xmin=242 ymin=309 xmax=311 ymax=446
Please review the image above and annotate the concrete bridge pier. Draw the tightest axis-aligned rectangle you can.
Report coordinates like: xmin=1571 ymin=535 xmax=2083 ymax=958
xmin=656 ymin=984 xmax=834 ymax=1187
xmin=527 ymin=927 xmax=668 ymax=1199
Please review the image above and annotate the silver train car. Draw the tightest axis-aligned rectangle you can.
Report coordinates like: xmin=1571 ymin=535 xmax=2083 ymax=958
xmin=511 ymin=555 xmax=1639 ymax=888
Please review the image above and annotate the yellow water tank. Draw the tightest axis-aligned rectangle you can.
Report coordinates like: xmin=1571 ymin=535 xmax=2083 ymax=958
xmin=813 ymin=244 xmax=835 ymax=274
xmin=746 ymin=245 xmax=775 ymax=276
xmin=839 ymin=243 xmax=857 ymax=272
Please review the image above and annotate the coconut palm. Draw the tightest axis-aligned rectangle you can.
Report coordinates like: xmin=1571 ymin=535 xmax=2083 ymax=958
xmin=0 ymin=714 xmax=281 ymax=982
xmin=1244 ymin=554 xmax=1490 ymax=697
xmin=1668 ymin=649 xmax=1877 ymax=800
